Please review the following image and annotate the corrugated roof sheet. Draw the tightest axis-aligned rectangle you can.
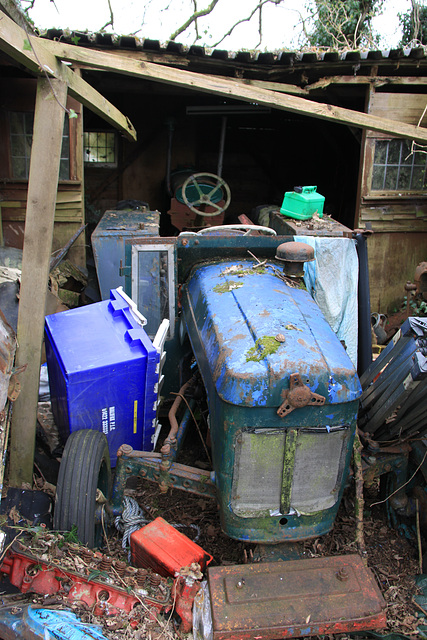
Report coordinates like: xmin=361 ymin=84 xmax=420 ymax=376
xmin=38 ymin=29 xmax=427 ymax=69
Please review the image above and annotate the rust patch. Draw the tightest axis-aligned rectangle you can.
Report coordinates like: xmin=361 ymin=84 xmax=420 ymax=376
xmin=213 ymin=344 xmax=233 ymax=382
xmin=260 ymin=309 xmax=270 ymax=317
xmin=230 ymin=334 xmax=246 ymax=341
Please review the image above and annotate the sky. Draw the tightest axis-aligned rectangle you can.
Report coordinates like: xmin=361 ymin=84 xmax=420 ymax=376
xmin=24 ymin=0 xmax=412 ymax=51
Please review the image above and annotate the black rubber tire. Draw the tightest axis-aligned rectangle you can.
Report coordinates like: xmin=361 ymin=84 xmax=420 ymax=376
xmin=54 ymin=429 xmax=111 ymax=548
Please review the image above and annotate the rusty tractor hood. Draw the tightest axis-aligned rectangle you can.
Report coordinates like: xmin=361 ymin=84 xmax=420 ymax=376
xmin=181 ymin=260 xmax=361 ymax=408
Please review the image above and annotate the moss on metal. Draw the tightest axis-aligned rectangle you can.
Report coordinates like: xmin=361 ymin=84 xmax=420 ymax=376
xmin=213 ymin=281 xmax=244 ymax=293
xmin=219 ymin=265 xmax=266 ymax=277
xmin=245 ymin=336 xmax=282 ymax=362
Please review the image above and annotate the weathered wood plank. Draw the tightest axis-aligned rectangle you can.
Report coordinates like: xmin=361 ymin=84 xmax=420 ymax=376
xmin=41 ymin=39 xmax=427 ymax=144
xmin=9 ymin=78 xmax=68 ymax=486
xmin=368 ymin=92 xmax=427 ymax=125
xmin=1 ymin=191 xmax=83 ymax=205
xmin=367 ymin=231 xmax=427 ymax=312
xmin=0 ymin=9 xmax=136 ymax=141
xmin=306 ymin=76 xmax=427 ymax=91
xmin=360 ymin=221 xmax=427 ymax=232
xmin=2 ymin=207 xmax=82 ymax=222
xmin=55 ymin=191 xmax=83 ymax=204
xmin=218 ymin=76 xmax=308 ymax=96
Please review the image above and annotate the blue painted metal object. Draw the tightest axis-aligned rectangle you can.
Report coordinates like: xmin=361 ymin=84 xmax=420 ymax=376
xmin=0 ymin=606 xmax=108 ymax=640
xmin=92 ymin=208 xmax=160 ymax=300
xmin=181 ymin=258 xmax=362 ymax=542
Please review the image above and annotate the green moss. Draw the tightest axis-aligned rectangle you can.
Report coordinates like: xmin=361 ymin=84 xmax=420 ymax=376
xmin=219 ymin=265 xmax=266 ymax=277
xmin=213 ymin=281 xmax=244 ymax=293
xmin=246 ymin=336 xmax=282 ymax=362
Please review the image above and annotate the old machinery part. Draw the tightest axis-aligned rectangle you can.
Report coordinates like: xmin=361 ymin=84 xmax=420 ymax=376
xmin=205 ymin=555 xmax=386 ymax=640
xmin=415 ymin=261 xmax=427 ymax=300
xmin=277 ymin=373 xmax=326 ymax=418
xmin=371 ymin=312 xmax=387 ymax=345
xmin=196 ymin=224 xmax=276 ymax=236
xmin=359 ymin=317 xmax=427 ymax=441
xmin=275 ymin=241 xmax=315 ymax=278
xmin=181 ymin=172 xmax=231 ymax=217
xmin=0 ymin=543 xmax=171 ymax=618
xmin=405 ymin=280 xmax=418 ymax=317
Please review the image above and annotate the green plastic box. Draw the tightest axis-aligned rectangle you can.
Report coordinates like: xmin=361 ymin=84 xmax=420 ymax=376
xmin=280 ymin=186 xmax=325 ymax=220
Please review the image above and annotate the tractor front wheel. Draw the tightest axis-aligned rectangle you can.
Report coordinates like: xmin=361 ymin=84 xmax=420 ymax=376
xmin=54 ymin=429 xmax=112 ymax=548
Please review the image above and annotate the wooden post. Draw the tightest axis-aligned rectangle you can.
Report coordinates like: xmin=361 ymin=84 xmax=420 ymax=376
xmin=9 ymin=78 xmax=68 ymax=487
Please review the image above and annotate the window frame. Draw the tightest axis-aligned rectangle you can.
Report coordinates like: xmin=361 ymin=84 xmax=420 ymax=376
xmin=0 ymin=108 xmax=79 ymax=185
xmin=83 ymin=130 xmax=118 ymax=168
xmin=364 ymin=136 xmax=427 ymax=199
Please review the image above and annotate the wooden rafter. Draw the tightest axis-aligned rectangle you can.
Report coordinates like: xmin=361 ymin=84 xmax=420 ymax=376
xmin=305 ymin=75 xmax=427 ymax=91
xmin=41 ymin=38 xmax=427 ymax=143
xmin=0 ymin=9 xmax=136 ymax=141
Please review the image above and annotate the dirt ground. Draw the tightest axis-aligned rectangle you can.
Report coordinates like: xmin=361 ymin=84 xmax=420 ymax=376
xmin=4 ymin=459 xmax=423 ymax=640
xmin=1 ymin=400 xmax=424 ymax=640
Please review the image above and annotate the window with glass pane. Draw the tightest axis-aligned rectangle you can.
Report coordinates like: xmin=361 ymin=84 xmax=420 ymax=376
xmin=9 ymin=112 xmax=70 ymax=180
xmin=136 ymin=249 xmax=170 ymax=338
xmin=131 ymin=243 xmax=175 ymax=339
xmin=84 ymin=131 xmax=116 ymax=164
xmin=372 ymin=139 xmax=427 ymax=191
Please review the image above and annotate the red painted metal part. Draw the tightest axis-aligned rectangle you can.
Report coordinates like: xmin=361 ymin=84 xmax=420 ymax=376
xmin=207 ymin=554 xmax=387 ymax=640
xmin=167 ymin=198 xmax=225 ymax=231
xmin=130 ymin=517 xmax=213 ymax=577
xmin=173 ymin=577 xmax=201 ymax=634
xmin=0 ymin=543 xmax=200 ymax=632
xmin=0 ymin=544 xmax=169 ymax=618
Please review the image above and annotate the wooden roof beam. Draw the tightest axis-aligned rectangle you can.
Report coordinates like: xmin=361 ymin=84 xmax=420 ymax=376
xmin=41 ymin=38 xmax=427 ymax=144
xmin=306 ymin=75 xmax=427 ymax=91
xmin=0 ymin=9 xmax=136 ymax=141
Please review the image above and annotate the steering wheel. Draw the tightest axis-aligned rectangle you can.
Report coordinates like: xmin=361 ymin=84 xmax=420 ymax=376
xmin=181 ymin=172 xmax=231 ymax=217
xmin=196 ymin=224 xmax=277 ymax=236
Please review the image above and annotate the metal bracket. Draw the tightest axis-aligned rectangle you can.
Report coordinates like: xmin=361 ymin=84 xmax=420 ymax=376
xmin=119 ymin=259 xmax=131 ymax=277
xmin=277 ymin=373 xmax=325 ymax=418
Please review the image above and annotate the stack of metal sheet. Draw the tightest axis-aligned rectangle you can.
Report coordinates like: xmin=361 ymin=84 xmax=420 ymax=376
xmin=358 ymin=317 xmax=427 ymax=441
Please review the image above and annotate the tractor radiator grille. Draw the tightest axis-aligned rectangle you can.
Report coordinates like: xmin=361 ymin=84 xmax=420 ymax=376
xmin=231 ymin=427 xmax=350 ymax=518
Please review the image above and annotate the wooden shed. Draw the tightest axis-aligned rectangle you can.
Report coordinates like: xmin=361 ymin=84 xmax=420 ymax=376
xmin=1 ymin=6 xmax=427 ymax=315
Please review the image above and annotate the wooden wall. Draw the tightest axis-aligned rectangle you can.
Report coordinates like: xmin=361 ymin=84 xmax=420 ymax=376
xmin=358 ymin=91 xmax=427 ymax=312
xmin=0 ymin=78 xmax=85 ymax=267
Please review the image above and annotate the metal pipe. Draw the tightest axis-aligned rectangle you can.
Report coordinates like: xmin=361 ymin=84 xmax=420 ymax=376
xmin=217 ymin=116 xmax=227 ymax=177
xmin=354 ymin=232 xmax=373 ymax=376
xmin=174 ymin=403 xmax=195 ymax=460
xmin=160 ymin=376 xmax=196 ymax=463
xmin=166 ymin=378 xmax=193 ymax=442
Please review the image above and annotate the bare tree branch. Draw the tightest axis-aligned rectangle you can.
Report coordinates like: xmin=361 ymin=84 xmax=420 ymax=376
xmin=256 ymin=2 xmax=262 ymax=49
xmin=170 ymin=0 xmax=221 ymax=41
xmin=412 ymin=0 xmax=421 ymax=42
xmin=212 ymin=0 xmax=283 ymax=48
xmin=99 ymin=0 xmax=114 ymax=32
xmin=193 ymin=0 xmax=200 ymax=41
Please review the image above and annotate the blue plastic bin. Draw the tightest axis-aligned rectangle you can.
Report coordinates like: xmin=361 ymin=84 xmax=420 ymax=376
xmin=44 ymin=289 xmax=159 ymax=465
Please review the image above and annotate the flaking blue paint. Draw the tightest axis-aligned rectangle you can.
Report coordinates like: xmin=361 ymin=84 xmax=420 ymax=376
xmin=185 ymin=260 xmax=361 ymax=408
